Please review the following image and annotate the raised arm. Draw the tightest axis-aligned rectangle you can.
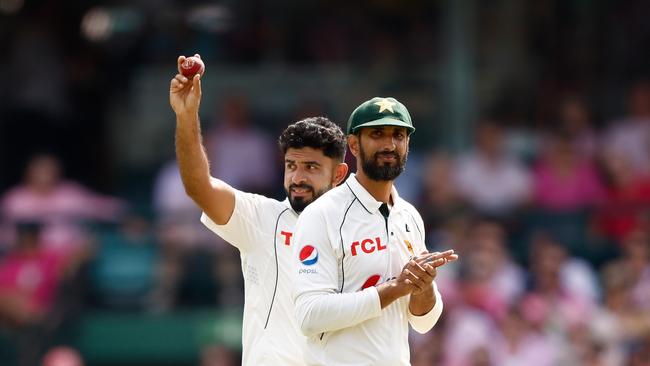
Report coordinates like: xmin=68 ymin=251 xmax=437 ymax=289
xmin=169 ymin=55 xmax=235 ymax=225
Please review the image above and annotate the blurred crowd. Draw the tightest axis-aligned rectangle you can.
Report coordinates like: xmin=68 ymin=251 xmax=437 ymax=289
xmin=0 ymin=81 xmax=649 ymax=366
xmin=407 ymin=82 xmax=650 ymax=366
xmin=408 ymin=82 xmax=650 ymax=366
xmin=2 ymin=0 xmax=650 ymax=365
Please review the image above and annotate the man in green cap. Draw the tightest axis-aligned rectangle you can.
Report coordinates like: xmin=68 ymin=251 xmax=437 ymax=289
xmin=292 ymin=97 xmax=458 ymax=365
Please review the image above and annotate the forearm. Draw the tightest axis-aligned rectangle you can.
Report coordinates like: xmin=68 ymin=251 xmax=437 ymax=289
xmin=295 ymin=288 xmax=382 ymax=337
xmin=175 ymin=113 xmax=212 ymax=198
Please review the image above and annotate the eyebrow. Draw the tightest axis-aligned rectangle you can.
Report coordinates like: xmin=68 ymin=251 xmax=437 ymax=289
xmin=285 ymin=159 xmax=321 ymax=166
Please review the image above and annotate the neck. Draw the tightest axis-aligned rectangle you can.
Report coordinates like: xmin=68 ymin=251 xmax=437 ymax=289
xmin=355 ymin=171 xmax=393 ymax=203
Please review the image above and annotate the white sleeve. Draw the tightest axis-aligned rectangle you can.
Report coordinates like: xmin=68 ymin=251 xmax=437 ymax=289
xmin=200 ymin=189 xmax=267 ymax=253
xmin=293 ymin=207 xmax=382 ymax=337
xmin=408 ymin=281 xmax=443 ymax=334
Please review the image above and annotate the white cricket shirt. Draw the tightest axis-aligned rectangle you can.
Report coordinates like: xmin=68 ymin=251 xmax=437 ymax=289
xmin=293 ymin=174 xmax=443 ymax=366
xmin=201 ymin=189 xmax=306 ymax=365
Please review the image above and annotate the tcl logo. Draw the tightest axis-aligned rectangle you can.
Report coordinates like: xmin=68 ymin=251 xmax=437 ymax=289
xmin=280 ymin=231 xmax=292 ymax=246
xmin=350 ymin=237 xmax=386 ymax=256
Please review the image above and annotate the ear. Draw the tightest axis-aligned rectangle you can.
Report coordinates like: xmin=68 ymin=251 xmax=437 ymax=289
xmin=332 ymin=163 xmax=349 ymax=186
xmin=347 ymin=135 xmax=360 ymax=158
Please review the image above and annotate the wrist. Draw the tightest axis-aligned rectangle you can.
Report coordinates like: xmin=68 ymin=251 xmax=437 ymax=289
xmin=411 ymin=283 xmax=434 ymax=298
xmin=409 ymin=285 xmax=436 ymax=316
xmin=377 ymin=279 xmax=409 ymax=309
xmin=177 ymin=111 xmax=200 ymax=123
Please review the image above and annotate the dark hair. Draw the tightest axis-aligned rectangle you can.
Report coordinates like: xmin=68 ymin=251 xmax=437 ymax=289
xmin=278 ymin=117 xmax=346 ymax=162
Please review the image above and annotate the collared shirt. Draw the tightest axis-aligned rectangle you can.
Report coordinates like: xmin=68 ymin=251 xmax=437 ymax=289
xmin=293 ymin=173 xmax=443 ymax=366
xmin=201 ymin=189 xmax=306 ymax=365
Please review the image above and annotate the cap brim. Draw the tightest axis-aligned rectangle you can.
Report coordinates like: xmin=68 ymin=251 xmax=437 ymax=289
xmin=351 ymin=117 xmax=415 ymax=134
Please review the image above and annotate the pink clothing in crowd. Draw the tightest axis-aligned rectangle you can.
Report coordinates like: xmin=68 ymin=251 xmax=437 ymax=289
xmin=533 ymin=160 xmax=605 ymax=211
xmin=1 ymin=182 xmax=123 ymax=252
xmin=0 ymin=249 xmax=64 ymax=314
xmin=488 ymin=331 xmax=557 ymax=366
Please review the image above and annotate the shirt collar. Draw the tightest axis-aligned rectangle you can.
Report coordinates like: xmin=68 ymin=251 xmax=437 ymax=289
xmin=281 ymin=197 xmax=300 ymax=217
xmin=344 ymin=173 xmax=404 ymax=214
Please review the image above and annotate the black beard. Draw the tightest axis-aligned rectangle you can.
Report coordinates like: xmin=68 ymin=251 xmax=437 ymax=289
xmin=285 ymin=183 xmax=330 ymax=212
xmin=359 ymin=145 xmax=407 ymax=181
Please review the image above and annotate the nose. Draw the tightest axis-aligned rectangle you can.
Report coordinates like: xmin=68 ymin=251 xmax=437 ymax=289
xmin=291 ymin=167 xmax=307 ymax=185
xmin=382 ymin=135 xmax=397 ymax=151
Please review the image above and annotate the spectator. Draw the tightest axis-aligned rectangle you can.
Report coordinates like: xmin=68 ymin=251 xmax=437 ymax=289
xmin=152 ymin=160 xmax=209 ymax=250
xmin=602 ymin=230 xmax=650 ymax=312
xmin=152 ymin=160 xmax=216 ymax=310
xmin=152 ymin=159 xmax=242 ymax=310
xmin=0 ymin=222 xmax=72 ymax=366
xmin=532 ymin=129 xmax=605 ymax=211
xmin=0 ymin=222 xmax=65 ymax=326
xmin=624 ymin=230 xmax=650 ymax=312
xmin=454 ymin=120 xmax=532 ymax=216
xmin=601 ymin=80 xmax=650 ymax=175
xmin=204 ymin=95 xmax=277 ymax=195
xmin=453 ymin=219 xmax=526 ymax=319
xmin=440 ymin=220 xmax=526 ymax=366
xmin=594 ymin=152 xmax=650 ymax=241
xmin=556 ymin=94 xmax=598 ymax=159
xmin=521 ymin=234 xmax=598 ymax=340
xmin=420 ymin=151 xmax=467 ymax=249
xmin=90 ymin=214 xmax=160 ymax=310
xmin=593 ymin=249 xmax=650 ymax=365
xmin=488 ymin=307 xmax=558 ymax=366
xmin=442 ymin=307 xmax=496 ymax=366
xmin=0 ymin=154 xmax=124 ymax=258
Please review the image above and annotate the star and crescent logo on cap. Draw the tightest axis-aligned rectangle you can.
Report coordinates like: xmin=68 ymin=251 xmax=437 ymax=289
xmin=374 ymin=98 xmax=395 ymax=113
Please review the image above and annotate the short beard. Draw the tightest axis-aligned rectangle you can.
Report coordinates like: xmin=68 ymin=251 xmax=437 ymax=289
xmin=359 ymin=143 xmax=407 ymax=181
xmin=285 ymin=183 xmax=331 ymax=212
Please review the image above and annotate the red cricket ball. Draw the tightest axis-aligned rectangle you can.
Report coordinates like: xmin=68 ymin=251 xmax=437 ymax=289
xmin=180 ymin=56 xmax=205 ymax=77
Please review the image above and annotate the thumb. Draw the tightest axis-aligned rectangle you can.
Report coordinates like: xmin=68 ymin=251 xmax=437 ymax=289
xmin=177 ymin=55 xmax=186 ymax=74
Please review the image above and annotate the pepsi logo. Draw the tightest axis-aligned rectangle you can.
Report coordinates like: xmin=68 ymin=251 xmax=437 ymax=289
xmin=299 ymin=245 xmax=318 ymax=266
xmin=361 ymin=274 xmax=382 ymax=290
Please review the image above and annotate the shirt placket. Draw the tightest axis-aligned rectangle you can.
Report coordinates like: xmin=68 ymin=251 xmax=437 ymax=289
xmin=386 ymin=214 xmax=403 ymax=278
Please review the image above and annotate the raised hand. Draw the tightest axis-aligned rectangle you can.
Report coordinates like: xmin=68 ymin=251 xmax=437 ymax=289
xmin=170 ymin=54 xmax=202 ymax=118
xmin=402 ymin=250 xmax=458 ymax=295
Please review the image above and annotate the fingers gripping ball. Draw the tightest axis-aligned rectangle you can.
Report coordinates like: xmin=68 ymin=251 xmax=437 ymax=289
xmin=180 ymin=56 xmax=205 ymax=78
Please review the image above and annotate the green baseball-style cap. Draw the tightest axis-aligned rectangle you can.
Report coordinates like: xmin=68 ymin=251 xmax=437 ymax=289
xmin=347 ymin=97 xmax=415 ymax=135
